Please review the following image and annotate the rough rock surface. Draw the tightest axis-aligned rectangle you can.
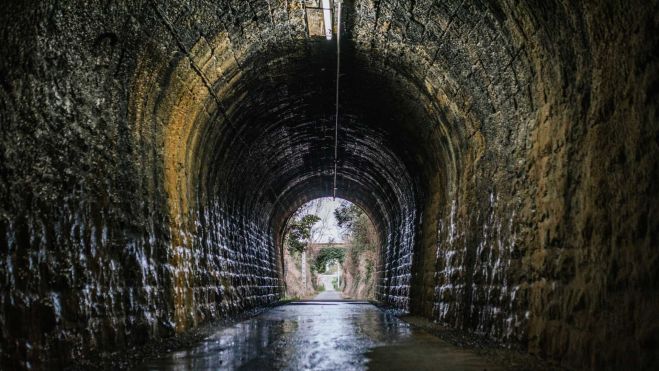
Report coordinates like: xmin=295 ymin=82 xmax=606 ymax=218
xmin=282 ymin=249 xmax=316 ymax=299
xmin=0 ymin=1 xmax=657 ymax=369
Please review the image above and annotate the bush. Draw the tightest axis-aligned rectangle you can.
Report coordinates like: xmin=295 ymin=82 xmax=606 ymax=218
xmin=332 ymin=277 xmax=339 ymax=290
xmin=312 ymin=248 xmax=345 ymax=273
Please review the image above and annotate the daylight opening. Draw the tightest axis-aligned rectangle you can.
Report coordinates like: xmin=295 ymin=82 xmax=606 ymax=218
xmin=305 ymin=0 xmax=334 ymax=40
xmin=281 ymin=197 xmax=380 ymax=300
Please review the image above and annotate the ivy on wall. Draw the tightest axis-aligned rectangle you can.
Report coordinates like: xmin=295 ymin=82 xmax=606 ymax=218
xmin=312 ymin=247 xmax=345 ymax=273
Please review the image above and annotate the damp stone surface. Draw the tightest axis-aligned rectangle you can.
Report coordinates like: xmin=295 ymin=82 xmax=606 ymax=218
xmin=0 ymin=1 xmax=657 ymax=370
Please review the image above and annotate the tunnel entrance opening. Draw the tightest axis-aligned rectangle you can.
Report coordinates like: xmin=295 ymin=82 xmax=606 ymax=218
xmin=280 ymin=197 xmax=379 ymax=301
xmin=304 ymin=0 xmax=335 ymax=40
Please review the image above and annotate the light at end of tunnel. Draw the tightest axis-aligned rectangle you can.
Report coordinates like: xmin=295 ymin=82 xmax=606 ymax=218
xmin=322 ymin=0 xmax=332 ymax=40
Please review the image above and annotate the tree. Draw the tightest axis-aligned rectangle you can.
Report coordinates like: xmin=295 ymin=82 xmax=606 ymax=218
xmin=312 ymin=247 xmax=345 ymax=273
xmin=334 ymin=201 xmax=373 ymax=264
xmin=286 ymin=214 xmax=321 ymax=254
xmin=334 ymin=201 xmax=363 ymax=233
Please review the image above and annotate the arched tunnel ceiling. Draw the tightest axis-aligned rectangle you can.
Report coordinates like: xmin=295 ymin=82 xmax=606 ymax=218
xmin=147 ymin=0 xmax=529 ymax=235
xmin=201 ymin=44 xmax=431 ymax=233
xmin=127 ymin=0 xmax=558 ymax=321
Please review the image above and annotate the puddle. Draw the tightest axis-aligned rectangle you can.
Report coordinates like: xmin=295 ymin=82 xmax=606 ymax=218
xmin=137 ymin=303 xmax=498 ymax=370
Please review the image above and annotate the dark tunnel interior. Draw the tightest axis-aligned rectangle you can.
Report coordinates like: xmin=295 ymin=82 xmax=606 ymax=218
xmin=0 ymin=0 xmax=658 ymax=369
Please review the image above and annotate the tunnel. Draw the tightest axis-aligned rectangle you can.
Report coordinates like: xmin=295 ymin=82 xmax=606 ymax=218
xmin=0 ymin=0 xmax=658 ymax=369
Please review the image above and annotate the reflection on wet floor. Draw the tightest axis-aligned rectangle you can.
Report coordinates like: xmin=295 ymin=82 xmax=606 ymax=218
xmin=138 ymin=302 xmax=498 ymax=370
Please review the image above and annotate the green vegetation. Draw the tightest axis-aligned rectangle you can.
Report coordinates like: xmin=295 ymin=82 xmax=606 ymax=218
xmin=312 ymin=247 xmax=345 ymax=273
xmin=334 ymin=203 xmax=363 ymax=231
xmin=285 ymin=214 xmax=321 ymax=254
xmin=365 ymin=260 xmax=374 ymax=281
xmin=334 ymin=202 xmax=375 ymax=266
xmin=333 ymin=201 xmax=379 ymax=299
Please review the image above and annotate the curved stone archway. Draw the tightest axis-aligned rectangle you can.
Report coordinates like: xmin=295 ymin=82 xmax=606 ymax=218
xmin=1 ymin=1 xmax=657 ymax=369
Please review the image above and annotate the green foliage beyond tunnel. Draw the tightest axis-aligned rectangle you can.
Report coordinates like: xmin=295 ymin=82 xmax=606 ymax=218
xmin=312 ymin=248 xmax=345 ymax=274
xmin=333 ymin=202 xmax=378 ymax=299
xmin=335 ymin=202 xmax=375 ymax=267
xmin=285 ymin=214 xmax=321 ymax=254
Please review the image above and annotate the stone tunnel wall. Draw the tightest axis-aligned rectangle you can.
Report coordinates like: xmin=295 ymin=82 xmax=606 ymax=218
xmin=0 ymin=2 xmax=283 ymax=368
xmin=0 ymin=1 xmax=658 ymax=370
xmin=348 ymin=0 xmax=658 ymax=369
xmin=345 ymin=1 xmax=659 ymax=369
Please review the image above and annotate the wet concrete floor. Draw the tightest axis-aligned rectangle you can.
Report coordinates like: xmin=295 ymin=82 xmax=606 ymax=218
xmin=137 ymin=302 xmax=499 ymax=370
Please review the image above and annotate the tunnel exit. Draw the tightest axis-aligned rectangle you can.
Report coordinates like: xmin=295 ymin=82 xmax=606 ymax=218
xmin=280 ymin=197 xmax=379 ymax=302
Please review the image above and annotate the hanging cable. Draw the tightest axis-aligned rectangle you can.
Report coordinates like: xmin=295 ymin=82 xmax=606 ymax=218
xmin=333 ymin=0 xmax=341 ymax=200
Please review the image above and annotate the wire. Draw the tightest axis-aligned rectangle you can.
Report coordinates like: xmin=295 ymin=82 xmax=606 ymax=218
xmin=333 ymin=0 xmax=341 ymax=200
